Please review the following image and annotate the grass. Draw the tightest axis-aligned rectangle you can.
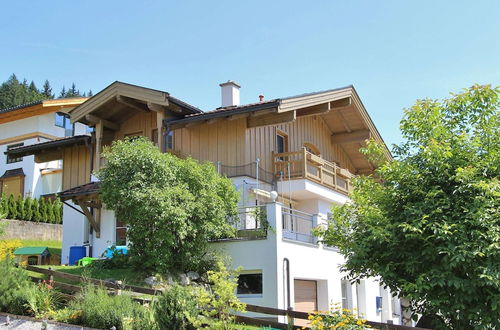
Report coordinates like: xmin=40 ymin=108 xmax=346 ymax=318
xmin=19 ymin=239 xmax=62 ymax=256
xmin=29 ymin=264 xmax=147 ymax=287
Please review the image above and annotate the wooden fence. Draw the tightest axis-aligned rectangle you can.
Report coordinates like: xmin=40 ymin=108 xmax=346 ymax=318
xmin=27 ymin=266 xmax=429 ymax=330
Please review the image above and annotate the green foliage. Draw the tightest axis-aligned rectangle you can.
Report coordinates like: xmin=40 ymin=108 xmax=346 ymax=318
xmin=97 ymin=137 xmax=239 ymax=274
xmin=24 ymin=196 xmax=34 ymax=221
xmin=32 ymin=198 xmax=42 ymax=222
xmin=17 ymin=196 xmax=26 ymax=220
xmin=53 ymin=198 xmax=62 ymax=224
xmin=25 ymin=282 xmax=62 ymax=318
xmin=69 ymin=284 xmax=149 ymax=330
xmin=317 ymin=85 xmax=500 ymax=329
xmin=0 ymin=74 xmax=46 ymax=109
xmin=196 ymin=261 xmax=246 ymax=329
xmin=0 ymin=257 xmax=32 ymax=314
xmin=0 ymin=194 xmax=7 ymax=219
xmin=308 ymin=304 xmax=368 ymax=329
xmin=154 ymin=284 xmax=198 ymax=330
xmin=7 ymin=194 xmax=18 ymax=219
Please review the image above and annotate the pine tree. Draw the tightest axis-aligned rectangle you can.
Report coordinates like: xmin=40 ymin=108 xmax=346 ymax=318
xmin=59 ymin=86 xmax=67 ymax=98
xmin=7 ymin=194 xmax=18 ymax=219
xmin=41 ymin=80 xmax=54 ymax=99
xmin=53 ymin=199 xmax=62 ymax=224
xmin=87 ymin=89 xmax=93 ymax=97
xmin=39 ymin=198 xmax=48 ymax=222
xmin=0 ymin=194 xmax=7 ymax=219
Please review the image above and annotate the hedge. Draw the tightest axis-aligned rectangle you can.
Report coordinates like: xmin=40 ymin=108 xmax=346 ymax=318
xmin=0 ymin=193 xmax=62 ymax=224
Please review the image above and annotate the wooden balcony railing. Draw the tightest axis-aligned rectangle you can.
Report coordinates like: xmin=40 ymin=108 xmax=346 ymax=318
xmin=272 ymin=148 xmax=353 ymax=195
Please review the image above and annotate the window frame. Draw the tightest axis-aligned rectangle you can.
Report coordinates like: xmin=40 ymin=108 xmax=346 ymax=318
xmin=276 ymin=130 xmax=289 ymax=154
xmin=237 ymin=271 xmax=263 ymax=297
xmin=6 ymin=143 xmax=24 ymax=164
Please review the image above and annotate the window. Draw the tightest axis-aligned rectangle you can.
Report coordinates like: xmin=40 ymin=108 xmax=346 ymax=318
xmin=54 ymin=112 xmax=74 ymax=136
xmin=276 ymin=131 xmax=288 ymax=154
xmin=341 ymin=279 xmax=353 ymax=310
xmin=166 ymin=130 xmax=173 ymax=150
xmin=6 ymin=143 xmax=23 ymax=164
xmin=116 ymin=219 xmax=128 ymax=246
xmin=237 ymin=273 xmax=263 ymax=295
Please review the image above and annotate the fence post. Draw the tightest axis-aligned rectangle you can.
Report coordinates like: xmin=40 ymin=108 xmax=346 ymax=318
xmin=287 ymin=307 xmax=294 ymax=329
xmin=256 ymin=158 xmax=260 ymax=194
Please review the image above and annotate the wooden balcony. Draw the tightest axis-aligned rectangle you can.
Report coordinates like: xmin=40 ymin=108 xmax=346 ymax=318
xmin=272 ymin=148 xmax=353 ymax=195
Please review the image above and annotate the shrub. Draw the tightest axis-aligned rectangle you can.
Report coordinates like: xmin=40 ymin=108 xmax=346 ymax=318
xmin=17 ymin=196 xmax=26 ymax=220
xmin=7 ymin=194 xmax=18 ymax=219
xmin=25 ymin=281 xmax=62 ymax=318
xmin=0 ymin=239 xmax=22 ymax=260
xmin=53 ymin=198 xmax=62 ymax=224
xmin=70 ymin=284 xmax=147 ymax=330
xmin=308 ymin=305 xmax=369 ymax=329
xmin=32 ymin=198 xmax=42 ymax=222
xmin=196 ymin=261 xmax=246 ymax=329
xmin=0 ymin=257 xmax=32 ymax=314
xmin=24 ymin=196 xmax=33 ymax=221
xmin=154 ymin=284 xmax=198 ymax=330
xmin=0 ymin=194 xmax=8 ymax=218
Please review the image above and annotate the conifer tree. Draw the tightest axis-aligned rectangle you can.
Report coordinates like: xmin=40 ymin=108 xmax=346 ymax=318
xmin=24 ymin=197 xmax=33 ymax=221
xmin=59 ymin=86 xmax=67 ymax=98
xmin=32 ymin=198 xmax=41 ymax=222
xmin=41 ymin=80 xmax=54 ymax=99
xmin=7 ymin=195 xmax=18 ymax=219
xmin=17 ymin=196 xmax=26 ymax=220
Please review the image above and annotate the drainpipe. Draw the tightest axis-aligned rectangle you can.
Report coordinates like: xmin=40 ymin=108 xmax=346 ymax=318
xmin=283 ymin=258 xmax=292 ymax=325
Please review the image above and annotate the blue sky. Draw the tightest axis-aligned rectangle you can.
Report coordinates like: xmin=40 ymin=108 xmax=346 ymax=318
xmin=1 ymin=1 xmax=499 ymax=147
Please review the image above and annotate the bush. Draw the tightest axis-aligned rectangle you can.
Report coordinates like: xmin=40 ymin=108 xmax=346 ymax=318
xmin=308 ymin=305 xmax=369 ymax=329
xmin=53 ymin=198 xmax=62 ymax=224
xmin=32 ymin=198 xmax=42 ymax=222
xmin=196 ymin=261 xmax=246 ymax=329
xmin=0 ymin=194 xmax=8 ymax=218
xmin=0 ymin=257 xmax=32 ymax=314
xmin=25 ymin=281 xmax=62 ymax=318
xmin=0 ymin=239 xmax=22 ymax=260
xmin=24 ymin=196 xmax=33 ymax=221
xmin=7 ymin=194 xmax=18 ymax=219
xmin=69 ymin=284 xmax=148 ymax=330
xmin=154 ymin=284 xmax=198 ymax=330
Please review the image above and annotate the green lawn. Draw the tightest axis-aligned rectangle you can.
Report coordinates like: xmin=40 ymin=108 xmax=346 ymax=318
xmin=31 ymin=264 xmax=147 ymax=287
xmin=19 ymin=239 xmax=62 ymax=256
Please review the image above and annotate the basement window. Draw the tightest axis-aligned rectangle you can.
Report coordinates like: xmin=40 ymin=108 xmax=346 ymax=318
xmin=237 ymin=272 xmax=263 ymax=296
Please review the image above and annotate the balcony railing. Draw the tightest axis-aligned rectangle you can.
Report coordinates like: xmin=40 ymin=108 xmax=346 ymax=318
xmin=282 ymin=206 xmax=315 ymax=244
xmin=229 ymin=205 xmax=268 ymax=239
xmin=272 ymin=148 xmax=353 ymax=194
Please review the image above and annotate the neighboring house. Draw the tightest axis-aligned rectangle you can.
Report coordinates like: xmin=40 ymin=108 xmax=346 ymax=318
xmin=7 ymin=81 xmax=401 ymax=325
xmin=0 ymin=98 xmax=88 ymax=198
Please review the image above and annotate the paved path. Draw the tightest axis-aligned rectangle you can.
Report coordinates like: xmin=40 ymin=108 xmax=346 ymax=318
xmin=0 ymin=315 xmax=95 ymax=330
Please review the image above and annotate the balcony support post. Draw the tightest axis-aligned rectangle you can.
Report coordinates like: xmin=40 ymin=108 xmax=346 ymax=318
xmin=302 ymin=147 xmax=307 ymax=179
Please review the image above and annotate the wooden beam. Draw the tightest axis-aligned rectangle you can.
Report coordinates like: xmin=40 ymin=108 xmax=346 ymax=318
xmin=296 ymin=103 xmax=331 ymax=117
xmin=147 ymin=102 xmax=168 ymax=113
xmin=249 ymin=109 xmax=275 ymax=117
xmin=94 ymin=120 xmax=103 ymax=171
xmin=247 ymin=110 xmax=296 ymax=128
xmin=330 ymin=97 xmax=351 ymax=109
xmin=206 ymin=118 xmax=221 ymax=125
xmin=75 ymin=199 xmax=100 ymax=238
xmin=116 ymin=95 xmax=149 ymax=112
xmin=85 ymin=114 xmax=119 ymax=131
xmin=34 ymin=150 xmax=63 ymax=163
xmin=228 ymin=113 xmax=249 ymax=121
xmin=331 ymin=129 xmax=371 ymax=144
xmin=156 ymin=111 xmax=165 ymax=152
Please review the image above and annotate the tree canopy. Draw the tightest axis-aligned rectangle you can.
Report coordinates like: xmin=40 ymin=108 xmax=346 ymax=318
xmin=317 ymin=85 xmax=499 ymax=329
xmin=0 ymin=74 xmax=92 ymax=109
xmin=97 ymin=138 xmax=239 ymax=274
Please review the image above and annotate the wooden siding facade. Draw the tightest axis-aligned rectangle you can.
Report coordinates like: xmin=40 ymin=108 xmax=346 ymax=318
xmin=172 ymin=114 xmax=356 ymax=174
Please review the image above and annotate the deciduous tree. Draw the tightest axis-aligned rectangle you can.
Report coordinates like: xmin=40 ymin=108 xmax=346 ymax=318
xmin=316 ymin=85 xmax=499 ymax=329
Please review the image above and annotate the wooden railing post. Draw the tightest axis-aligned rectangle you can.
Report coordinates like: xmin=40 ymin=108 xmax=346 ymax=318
xmin=302 ymin=147 xmax=307 ymax=179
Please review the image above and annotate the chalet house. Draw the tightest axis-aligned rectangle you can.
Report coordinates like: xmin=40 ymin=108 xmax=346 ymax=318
xmin=7 ymin=81 xmax=401 ymax=325
xmin=0 ymin=98 xmax=88 ymax=198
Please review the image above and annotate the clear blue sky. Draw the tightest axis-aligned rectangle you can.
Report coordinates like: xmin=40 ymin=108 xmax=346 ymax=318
xmin=1 ymin=1 xmax=499 ymax=147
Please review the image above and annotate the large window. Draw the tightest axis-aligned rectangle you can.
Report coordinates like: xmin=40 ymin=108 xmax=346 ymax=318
xmin=166 ymin=130 xmax=173 ymax=150
xmin=237 ymin=272 xmax=263 ymax=295
xmin=55 ymin=112 xmax=74 ymax=137
xmin=6 ymin=143 xmax=23 ymax=164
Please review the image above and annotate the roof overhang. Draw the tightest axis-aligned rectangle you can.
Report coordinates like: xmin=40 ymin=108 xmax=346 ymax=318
xmin=0 ymin=98 xmax=88 ymax=124
xmin=70 ymin=81 xmax=202 ymax=128
xmin=4 ymin=135 xmax=91 ymax=163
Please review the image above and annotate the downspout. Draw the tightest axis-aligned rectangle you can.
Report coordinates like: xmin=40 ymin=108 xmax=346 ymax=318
xmin=283 ymin=258 xmax=291 ymax=309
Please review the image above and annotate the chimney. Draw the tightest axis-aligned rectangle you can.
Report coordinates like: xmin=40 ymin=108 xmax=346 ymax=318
xmin=259 ymin=95 xmax=264 ymax=102
xmin=219 ymin=80 xmax=241 ymax=107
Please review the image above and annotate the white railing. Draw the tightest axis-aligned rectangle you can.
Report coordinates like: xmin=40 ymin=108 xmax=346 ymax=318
xmin=281 ymin=206 xmax=315 ymax=244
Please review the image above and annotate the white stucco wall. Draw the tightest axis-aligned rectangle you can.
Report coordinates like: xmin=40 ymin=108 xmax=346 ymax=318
xmin=0 ymin=112 xmax=88 ymax=198
xmin=61 ymin=201 xmax=89 ymax=265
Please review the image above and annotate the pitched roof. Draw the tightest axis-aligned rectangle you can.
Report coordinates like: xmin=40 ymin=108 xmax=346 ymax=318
xmin=59 ymin=182 xmax=100 ymax=200
xmin=0 ymin=100 xmax=43 ymax=115
xmin=0 ymin=98 xmax=88 ymax=115
xmin=0 ymin=168 xmax=25 ymax=179
xmin=13 ymin=246 xmax=50 ymax=256
xmin=4 ymin=135 xmax=91 ymax=158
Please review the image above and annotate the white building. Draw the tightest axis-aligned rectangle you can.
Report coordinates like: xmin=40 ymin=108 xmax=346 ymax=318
xmin=0 ymin=98 xmax=88 ymax=198
xmin=7 ymin=81 xmax=403 ymax=326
